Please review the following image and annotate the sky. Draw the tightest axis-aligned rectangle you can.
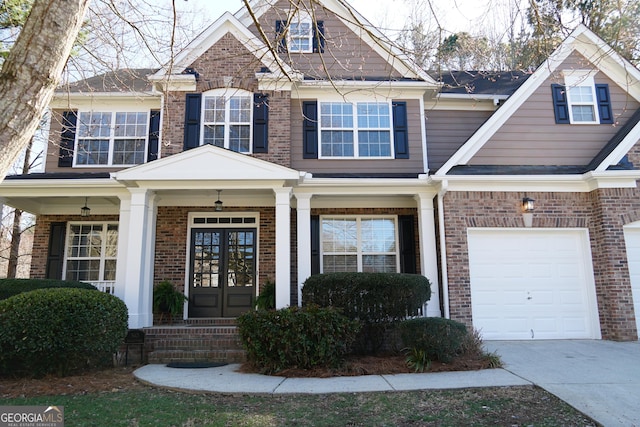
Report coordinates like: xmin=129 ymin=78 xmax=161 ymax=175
xmin=178 ymin=0 xmax=522 ymax=37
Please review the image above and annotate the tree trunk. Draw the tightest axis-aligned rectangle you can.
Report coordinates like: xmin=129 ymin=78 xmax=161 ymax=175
xmin=0 ymin=0 xmax=91 ymax=181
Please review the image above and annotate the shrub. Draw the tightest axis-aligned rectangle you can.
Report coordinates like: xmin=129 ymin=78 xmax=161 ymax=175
xmin=303 ymin=272 xmax=431 ymax=354
xmin=0 ymin=278 xmax=97 ymax=300
xmin=237 ymin=305 xmax=360 ymax=374
xmin=255 ymin=280 xmax=276 ymax=310
xmin=0 ymin=288 xmax=128 ymax=377
xmin=399 ymin=317 xmax=468 ymax=363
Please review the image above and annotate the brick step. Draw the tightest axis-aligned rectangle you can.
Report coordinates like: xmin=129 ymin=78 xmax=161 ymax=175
xmin=147 ymin=349 xmax=246 ymax=364
xmin=151 ymin=337 xmax=242 ymax=351
xmin=144 ymin=326 xmax=240 ymax=339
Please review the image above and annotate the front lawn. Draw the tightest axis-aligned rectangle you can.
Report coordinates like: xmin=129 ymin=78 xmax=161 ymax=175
xmin=0 ymin=368 xmax=598 ymax=426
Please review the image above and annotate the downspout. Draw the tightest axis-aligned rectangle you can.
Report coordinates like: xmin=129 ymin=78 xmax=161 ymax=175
xmin=437 ymin=179 xmax=450 ymax=319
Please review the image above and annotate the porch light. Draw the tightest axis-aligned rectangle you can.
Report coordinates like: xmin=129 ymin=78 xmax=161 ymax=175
xmin=522 ymin=196 xmax=534 ymax=228
xmin=215 ymin=190 xmax=223 ymax=212
xmin=80 ymin=197 xmax=91 ymax=217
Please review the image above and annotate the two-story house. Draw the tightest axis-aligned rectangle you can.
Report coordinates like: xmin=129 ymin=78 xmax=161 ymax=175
xmin=1 ymin=0 xmax=639 ymax=345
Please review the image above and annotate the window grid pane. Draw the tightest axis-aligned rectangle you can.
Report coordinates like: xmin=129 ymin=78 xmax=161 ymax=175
xmin=202 ymin=93 xmax=252 ymax=153
xmin=321 ymin=217 xmax=398 ymax=273
xmin=289 ymin=21 xmax=312 ymax=52
xmin=65 ymin=223 xmax=118 ymax=282
xmin=320 ymin=102 xmax=392 ymax=158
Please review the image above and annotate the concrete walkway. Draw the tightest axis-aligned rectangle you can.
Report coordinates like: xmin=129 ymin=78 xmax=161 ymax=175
xmin=485 ymin=340 xmax=640 ymax=427
xmin=134 ymin=340 xmax=640 ymax=426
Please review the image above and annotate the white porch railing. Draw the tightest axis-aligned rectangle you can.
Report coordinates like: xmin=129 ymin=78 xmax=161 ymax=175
xmin=90 ymin=281 xmax=116 ymax=295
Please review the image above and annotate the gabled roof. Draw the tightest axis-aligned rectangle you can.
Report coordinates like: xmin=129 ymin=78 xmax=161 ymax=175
xmin=112 ymin=144 xmax=301 ymax=183
xmin=58 ymin=68 xmax=157 ymax=93
xmin=149 ymin=12 xmax=295 ymax=82
xmin=436 ymin=25 xmax=640 ymax=176
xmin=432 ymin=71 xmax=531 ymax=96
xmin=235 ymin=0 xmax=436 ymax=84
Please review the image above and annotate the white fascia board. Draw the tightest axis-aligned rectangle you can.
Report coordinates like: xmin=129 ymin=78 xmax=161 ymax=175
xmin=430 ymin=171 xmax=640 ymax=192
xmin=148 ymin=74 xmax=197 ymax=92
xmin=437 ymin=93 xmax=509 ymax=101
xmin=0 ymin=178 xmax=126 ymax=197
xmin=127 ymin=180 xmax=293 ymax=191
xmin=595 ymin=121 xmax=640 ymax=172
xmin=297 ymin=176 xmax=435 ymax=196
xmin=49 ymin=95 xmax=161 ymax=110
xmin=293 ymin=81 xmax=432 ymax=100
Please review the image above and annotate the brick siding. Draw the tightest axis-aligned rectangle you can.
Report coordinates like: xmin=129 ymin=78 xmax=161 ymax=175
xmin=443 ymin=190 xmax=639 ymax=341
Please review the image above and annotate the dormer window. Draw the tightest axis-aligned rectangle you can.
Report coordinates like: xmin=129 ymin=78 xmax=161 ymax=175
xmin=551 ymin=70 xmax=613 ymax=125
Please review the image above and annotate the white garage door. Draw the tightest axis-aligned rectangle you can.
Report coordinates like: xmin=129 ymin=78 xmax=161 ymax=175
xmin=623 ymin=226 xmax=640 ymax=339
xmin=468 ymin=229 xmax=600 ymax=340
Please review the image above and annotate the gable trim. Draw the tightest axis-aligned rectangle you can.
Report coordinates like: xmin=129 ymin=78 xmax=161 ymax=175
xmin=435 ymin=24 xmax=640 ymax=176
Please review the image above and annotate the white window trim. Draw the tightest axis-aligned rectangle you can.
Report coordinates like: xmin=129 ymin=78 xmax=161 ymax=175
xmin=318 ymin=100 xmax=395 ymax=159
xmin=288 ymin=13 xmax=313 ymax=53
xmin=200 ymin=88 xmax=253 ymax=154
xmin=319 ymin=215 xmax=400 ymax=273
xmin=564 ymin=69 xmax=600 ymax=124
xmin=62 ymin=221 xmax=119 ymax=283
xmin=73 ymin=110 xmax=150 ymax=167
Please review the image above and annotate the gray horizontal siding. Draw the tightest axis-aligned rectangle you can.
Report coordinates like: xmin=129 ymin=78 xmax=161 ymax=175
xmin=291 ymin=99 xmax=425 ymax=174
xmin=471 ymin=52 xmax=640 ymax=166
xmin=248 ymin=0 xmax=404 ymax=80
xmin=426 ymin=109 xmax=492 ymax=171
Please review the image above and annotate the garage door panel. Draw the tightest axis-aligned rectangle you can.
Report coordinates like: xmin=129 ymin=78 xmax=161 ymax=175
xmin=468 ymin=229 xmax=599 ymax=340
xmin=623 ymin=228 xmax=640 ymax=339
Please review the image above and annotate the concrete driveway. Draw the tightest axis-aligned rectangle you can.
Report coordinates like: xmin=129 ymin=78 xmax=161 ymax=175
xmin=485 ymin=340 xmax=640 ymax=427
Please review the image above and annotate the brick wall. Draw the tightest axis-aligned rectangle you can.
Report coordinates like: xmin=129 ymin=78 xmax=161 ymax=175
xmin=443 ymin=190 xmax=639 ymax=341
xmin=161 ymin=32 xmax=292 ymax=167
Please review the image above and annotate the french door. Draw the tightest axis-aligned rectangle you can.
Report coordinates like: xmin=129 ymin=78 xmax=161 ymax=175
xmin=188 ymin=228 xmax=256 ymax=317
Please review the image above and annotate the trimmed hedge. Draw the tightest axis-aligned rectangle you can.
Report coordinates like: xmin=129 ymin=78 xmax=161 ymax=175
xmin=0 ymin=288 xmax=128 ymax=377
xmin=237 ymin=305 xmax=360 ymax=374
xmin=0 ymin=278 xmax=97 ymax=300
xmin=302 ymin=272 xmax=431 ymax=354
xmin=399 ymin=317 xmax=468 ymax=363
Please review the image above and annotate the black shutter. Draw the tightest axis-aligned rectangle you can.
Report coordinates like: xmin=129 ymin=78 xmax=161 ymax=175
xmin=551 ymin=84 xmax=570 ymax=124
xmin=184 ymin=93 xmax=202 ymax=150
xmin=303 ymin=101 xmax=318 ymax=159
xmin=313 ymin=21 xmax=325 ymax=53
xmin=392 ymin=101 xmax=409 ymax=159
xmin=311 ymin=215 xmax=320 ymax=275
xmin=398 ymin=215 xmax=417 ymax=274
xmin=253 ymin=93 xmax=269 ymax=153
xmin=46 ymin=222 xmax=66 ymax=279
xmin=275 ymin=20 xmax=287 ymax=53
xmin=58 ymin=111 xmax=77 ymax=167
xmin=596 ymin=84 xmax=614 ymax=124
xmin=147 ymin=110 xmax=160 ymax=161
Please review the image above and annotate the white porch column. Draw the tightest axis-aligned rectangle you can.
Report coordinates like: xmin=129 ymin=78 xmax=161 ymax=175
xmin=117 ymin=188 xmax=157 ymax=328
xmin=295 ymin=193 xmax=312 ymax=306
xmin=415 ymin=192 xmax=442 ymax=317
xmin=274 ymin=187 xmax=292 ymax=309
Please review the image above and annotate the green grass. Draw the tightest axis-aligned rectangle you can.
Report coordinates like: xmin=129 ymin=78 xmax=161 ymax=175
xmin=0 ymin=386 xmax=597 ymax=426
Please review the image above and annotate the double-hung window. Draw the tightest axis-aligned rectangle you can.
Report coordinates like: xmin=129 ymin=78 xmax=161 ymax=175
xmin=552 ymin=70 xmax=613 ymax=125
xmin=319 ymin=102 xmax=392 ymax=158
xmin=565 ymin=71 xmax=599 ymax=123
xmin=75 ymin=111 xmax=148 ymax=166
xmin=202 ymin=89 xmax=252 ymax=153
xmin=64 ymin=223 xmax=118 ymax=282
xmin=321 ymin=216 xmax=398 ymax=273
xmin=289 ymin=15 xmax=313 ymax=53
